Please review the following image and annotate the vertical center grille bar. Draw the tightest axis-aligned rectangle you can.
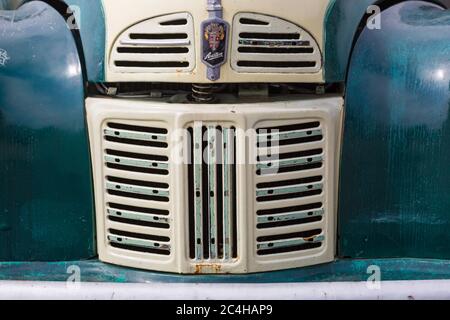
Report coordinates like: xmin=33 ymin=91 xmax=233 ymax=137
xmin=222 ymin=128 xmax=231 ymax=260
xmin=207 ymin=126 xmax=218 ymax=259
xmin=188 ymin=123 xmax=238 ymax=263
xmin=193 ymin=124 xmax=203 ymax=260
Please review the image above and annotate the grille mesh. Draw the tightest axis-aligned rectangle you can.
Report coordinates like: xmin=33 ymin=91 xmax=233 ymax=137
xmin=88 ymin=97 xmax=342 ymax=273
xmin=103 ymin=122 xmax=171 ymax=256
xmin=255 ymin=120 xmax=326 ymax=256
xmin=231 ymin=13 xmax=322 ymax=74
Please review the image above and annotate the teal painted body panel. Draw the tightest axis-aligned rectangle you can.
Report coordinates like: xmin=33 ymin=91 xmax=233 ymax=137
xmin=0 ymin=0 xmax=106 ymax=82
xmin=324 ymin=0 xmax=449 ymax=83
xmin=1 ymin=259 xmax=450 ymax=283
xmin=0 ymin=2 xmax=95 ymax=261
xmin=339 ymin=2 xmax=450 ymax=259
xmin=63 ymin=0 xmax=106 ymax=82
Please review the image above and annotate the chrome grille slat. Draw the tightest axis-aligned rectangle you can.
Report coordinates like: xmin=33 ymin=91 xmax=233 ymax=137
xmin=106 ymin=220 xmax=170 ymax=238
xmin=107 ymin=208 xmax=170 ymax=224
xmin=256 ymin=155 xmax=323 ymax=170
xmin=222 ymin=128 xmax=232 ymax=260
xmin=257 ymin=208 xmax=324 ymax=224
xmin=108 ymin=234 xmax=170 ymax=251
xmin=207 ymin=126 xmax=218 ymax=259
xmin=193 ymin=124 xmax=204 ymax=260
xmin=105 ymin=155 xmax=169 ymax=170
xmin=106 ymin=182 xmax=169 ymax=198
xmin=256 ymin=182 xmax=323 ymax=197
xmin=104 ymin=128 xmax=167 ymax=143
xmin=257 ymin=235 xmax=324 ymax=250
xmin=257 ymin=129 xmax=322 ymax=144
xmin=238 ymin=39 xmax=311 ymax=47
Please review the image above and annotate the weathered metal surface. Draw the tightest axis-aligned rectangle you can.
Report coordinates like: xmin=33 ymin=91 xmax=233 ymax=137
xmin=0 ymin=2 xmax=95 ymax=260
xmin=0 ymin=0 xmax=106 ymax=82
xmin=339 ymin=2 xmax=450 ymax=259
xmin=323 ymin=0 xmax=450 ymax=83
xmin=0 ymin=258 xmax=450 ymax=283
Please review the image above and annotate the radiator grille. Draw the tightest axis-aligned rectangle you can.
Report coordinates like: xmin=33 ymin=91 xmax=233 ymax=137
xmin=187 ymin=124 xmax=238 ymax=262
xmin=103 ymin=121 xmax=171 ymax=256
xmin=231 ymin=13 xmax=322 ymax=73
xmin=110 ymin=12 xmax=195 ymax=73
xmin=87 ymin=97 xmax=342 ymax=273
xmin=255 ymin=120 xmax=326 ymax=256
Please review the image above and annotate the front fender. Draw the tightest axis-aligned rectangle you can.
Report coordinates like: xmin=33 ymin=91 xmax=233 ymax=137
xmin=0 ymin=1 xmax=95 ymax=261
xmin=324 ymin=0 xmax=450 ymax=83
xmin=339 ymin=1 xmax=450 ymax=259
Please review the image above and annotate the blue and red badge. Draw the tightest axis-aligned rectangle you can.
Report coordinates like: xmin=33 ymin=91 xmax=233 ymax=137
xmin=201 ymin=0 xmax=229 ymax=81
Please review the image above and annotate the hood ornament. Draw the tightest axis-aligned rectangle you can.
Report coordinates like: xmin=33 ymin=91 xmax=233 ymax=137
xmin=201 ymin=0 xmax=229 ymax=81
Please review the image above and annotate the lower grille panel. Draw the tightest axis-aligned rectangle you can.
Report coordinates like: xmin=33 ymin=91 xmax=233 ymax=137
xmin=87 ymin=97 xmax=343 ymax=273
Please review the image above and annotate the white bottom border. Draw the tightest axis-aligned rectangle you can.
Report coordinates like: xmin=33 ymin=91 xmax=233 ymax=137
xmin=1 ymin=280 xmax=450 ymax=300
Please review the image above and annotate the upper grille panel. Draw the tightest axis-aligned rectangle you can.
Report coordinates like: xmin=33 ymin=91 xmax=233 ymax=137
xmin=110 ymin=12 xmax=195 ymax=73
xmin=231 ymin=13 xmax=322 ymax=74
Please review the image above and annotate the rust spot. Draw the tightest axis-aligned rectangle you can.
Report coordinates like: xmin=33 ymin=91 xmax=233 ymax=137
xmin=194 ymin=263 xmax=223 ymax=274
xmin=303 ymin=235 xmax=316 ymax=242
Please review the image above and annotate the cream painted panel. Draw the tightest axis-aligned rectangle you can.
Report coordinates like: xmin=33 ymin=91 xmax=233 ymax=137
xmin=86 ymin=96 xmax=343 ymax=274
xmin=102 ymin=0 xmax=331 ymax=83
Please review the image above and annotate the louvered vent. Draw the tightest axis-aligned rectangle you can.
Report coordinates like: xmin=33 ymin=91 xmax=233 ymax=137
xmin=187 ymin=124 xmax=238 ymax=262
xmin=87 ymin=97 xmax=342 ymax=273
xmin=110 ymin=12 xmax=195 ymax=73
xmin=255 ymin=121 xmax=326 ymax=256
xmin=231 ymin=13 xmax=322 ymax=73
xmin=102 ymin=122 xmax=172 ymax=257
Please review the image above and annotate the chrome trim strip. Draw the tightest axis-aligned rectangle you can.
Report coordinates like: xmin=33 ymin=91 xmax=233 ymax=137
xmin=193 ymin=124 xmax=203 ymax=260
xmin=257 ymin=235 xmax=324 ymax=250
xmin=108 ymin=234 xmax=170 ymax=250
xmin=256 ymin=182 xmax=323 ymax=197
xmin=257 ymin=155 xmax=323 ymax=170
xmin=105 ymin=155 xmax=168 ymax=170
xmin=257 ymin=129 xmax=322 ymax=144
xmin=207 ymin=126 xmax=218 ymax=259
xmin=257 ymin=209 xmax=324 ymax=224
xmin=106 ymin=182 xmax=169 ymax=197
xmin=104 ymin=129 xmax=167 ymax=143
xmin=107 ymin=208 xmax=170 ymax=224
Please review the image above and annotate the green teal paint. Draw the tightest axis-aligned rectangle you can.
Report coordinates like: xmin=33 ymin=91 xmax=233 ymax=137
xmin=0 ymin=0 xmax=106 ymax=82
xmin=323 ymin=0 xmax=449 ymax=83
xmin=0 ymin=259 xmax=449 ymax=283
xmin=0 ymin=2 xmax=95 ymax=261
xmin=339 ymin=2 xmax=450 ymax=259
xmin=63 ymin=0 xmax=106 ymax=82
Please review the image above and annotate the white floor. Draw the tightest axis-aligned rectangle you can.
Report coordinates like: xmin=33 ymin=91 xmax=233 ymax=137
xmin=1 ymin=280 xmax=450 ymax=300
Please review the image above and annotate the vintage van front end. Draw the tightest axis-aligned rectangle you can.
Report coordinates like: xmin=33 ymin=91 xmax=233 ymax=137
xmin=1 ymin=0 xmax=450 ymax=299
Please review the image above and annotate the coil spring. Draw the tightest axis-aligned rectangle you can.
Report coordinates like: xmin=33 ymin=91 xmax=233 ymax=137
xmin=192 ymin=84 xmax=216 ymax=103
